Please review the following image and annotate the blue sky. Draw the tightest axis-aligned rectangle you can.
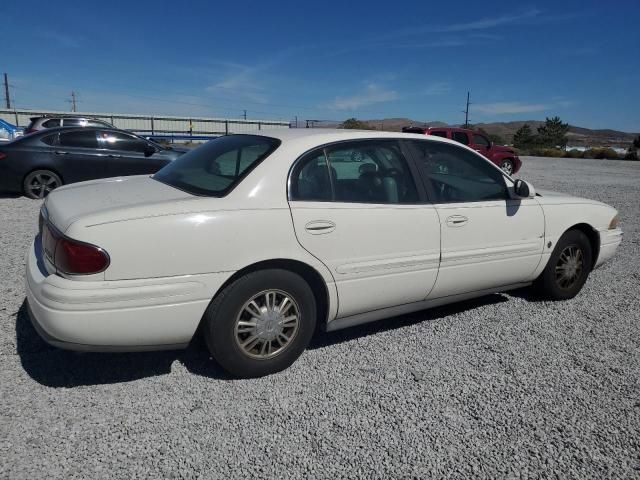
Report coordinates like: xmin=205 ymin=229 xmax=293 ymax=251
xmin=2 ymin=0 xmax=639 ymax=131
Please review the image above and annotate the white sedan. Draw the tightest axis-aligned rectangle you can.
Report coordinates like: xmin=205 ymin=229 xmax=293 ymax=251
xmin=26 ymin=130 xmax=622 ymax=377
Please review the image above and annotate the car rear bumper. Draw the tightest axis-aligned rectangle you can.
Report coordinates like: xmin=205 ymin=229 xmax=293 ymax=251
xmin=595 ymin=228 xmax=622 ymax=268
xmin=25 ymin=238 xmax=230 ymax=351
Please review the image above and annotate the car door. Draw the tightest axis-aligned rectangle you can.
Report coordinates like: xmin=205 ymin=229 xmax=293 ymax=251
xmin=96 ymin=131 xmax=169 ymax=177
xmin=55 ymin=130 xmax=109 ymax=182
xmin=470 ymin=132 xmax=492 ymax=160
xmin=405 ymin=139 xmax=544 ymax=298
xmin=288 ymin=139 xmax=441 ymax=319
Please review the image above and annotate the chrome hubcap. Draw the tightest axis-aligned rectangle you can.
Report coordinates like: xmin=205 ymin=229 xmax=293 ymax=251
xmin=234 ymin=289 xmax=300 ymax=359
xmin=28 ymin=173 xmax=59 ymax=198
xmin=555 ymin=245 xmax=584 ymax=289
xmin=501 ymin=161 xmax=513 ymax=175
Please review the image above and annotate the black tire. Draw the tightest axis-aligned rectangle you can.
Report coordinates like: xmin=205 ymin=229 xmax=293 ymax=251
xmin=23 ymin=170 xmax=62 ymax=199
xmin=536 ymin=230 xmax=593 ymax=300
xmin=500 ymin=159 xmax=515 ymax=176
xmin=203 ymin=269 xmax=317 ymax=378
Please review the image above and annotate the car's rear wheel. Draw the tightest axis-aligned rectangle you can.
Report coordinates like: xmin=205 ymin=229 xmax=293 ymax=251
xmin=500 ymin=159 xmax=515 ymax=175
xmin=203 ymin=269 xmax=316 ymax=378
xmin=536 ymin=230 xmax=593 ymax=300
xmin=23 ymin=170 xmax=62 ymax=199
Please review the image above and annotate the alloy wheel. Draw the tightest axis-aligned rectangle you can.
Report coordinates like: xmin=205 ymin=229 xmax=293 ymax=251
xmin=501 ymin=160 xmax=514 ymax=175
xmin=555 ymin=245 xmax=584 ymax=290
xmin=234 ymin=289 xmax=301 ymax=359
xmin=27 ymin=173 xmax=59 ymax=199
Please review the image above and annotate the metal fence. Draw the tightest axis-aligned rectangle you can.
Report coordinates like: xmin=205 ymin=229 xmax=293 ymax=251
xmin=0 ymin=109 xmax=291 ymax=138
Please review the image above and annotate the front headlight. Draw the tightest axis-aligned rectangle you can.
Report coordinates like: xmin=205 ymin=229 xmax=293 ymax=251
xmin=609 ymin=214 xmax=620 ymax=230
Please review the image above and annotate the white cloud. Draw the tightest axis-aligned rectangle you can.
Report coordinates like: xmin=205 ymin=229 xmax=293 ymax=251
xmin=423 ymin=82 xmax=452 ymax=96
xmin=327 ymin=84 xmax=398 ymax=110
xmin=474 ymin=102 xmax=550 ymax=115
xmin=433 ymin=8 xmax=541 ymax=33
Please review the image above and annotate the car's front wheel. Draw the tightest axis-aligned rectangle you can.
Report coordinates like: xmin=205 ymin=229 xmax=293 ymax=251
xmin=536 ymin=230 xmax=593 ymax=300
xmin=23 ymin=170 xmax=62 ymax=199
xmin=500 ymin=159 xmax=515 ymax=175
xmin=203 ymin=269 xmax=317 ymax=378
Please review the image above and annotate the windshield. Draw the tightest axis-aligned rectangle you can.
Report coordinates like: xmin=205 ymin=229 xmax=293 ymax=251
xmin=153 ymin=134 xmax=280 ymax=196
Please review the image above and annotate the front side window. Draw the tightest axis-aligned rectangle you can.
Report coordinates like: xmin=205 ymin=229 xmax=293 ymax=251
xmin=430 ymin=131 xmax=448 ymax=138
xmin=452 ymin=131 xmax=469 ymax=145
xmin=97 ymin=131 xmax=148 ymax=153
xmin=42 ymin=119 xmax=61 ymax=128
xmin=473 ymin=134 xmax=490 ymax=147
xmin=407 ymin=140 xmax=507 ymax=203
xmin=154 ymin=134 xmax=280 ymax=196
xmin=58 ymin=130 xmax=98 ymax=149
xmin=290 ymin=140 xmax=418 ymax=204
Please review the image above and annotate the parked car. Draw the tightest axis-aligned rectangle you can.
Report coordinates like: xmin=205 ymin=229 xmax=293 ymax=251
xmin=24 ymin=116 xmax=114 ymax=134
xmin=0 ymin=118 xmax=24 ymax=141
xmin=26 ymin=130 xmax=622 ymax=378
xmin=0 ymin=127 xmax=186 ymax=198
xmin=402 ymin=126 xmax=522 ymax=175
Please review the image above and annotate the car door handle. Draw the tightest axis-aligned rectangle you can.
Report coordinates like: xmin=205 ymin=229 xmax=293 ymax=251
xmin=108 ymin=154 xmax=122 ymax=158
xmin=446 ymin=215 xmax=468 ymax=227
xmin=54 ymin=150 xmax=69 ymax=155
xmin=305 ymin=220 xmax=336 ymax=235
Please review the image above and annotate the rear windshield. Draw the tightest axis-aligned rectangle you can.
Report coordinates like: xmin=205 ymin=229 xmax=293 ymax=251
xmin=153 ymin=134 xmax=280 ymax=196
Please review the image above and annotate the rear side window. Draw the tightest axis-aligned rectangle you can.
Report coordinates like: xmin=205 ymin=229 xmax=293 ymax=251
xmin=42 ymin=119 xmax=61 ymax=128
xmin=154 ymin=135 xmax=280 ymax=196
xmin=97 ymin=131 xmax=148 ymax=153
xmin=472 ymin=134 xmax=490 ymax=146
xmin=59 ymin=131 xmax=98 ymax=148
xmin=452 ymin=131 xmax=469 ymax=145
xmin=62 ymin=118 xmax=84 ymax=127
xmin=41 ymin=134 xmax=59 ymax=146
xmin=290 ymin=140 xmax=419 ymax=204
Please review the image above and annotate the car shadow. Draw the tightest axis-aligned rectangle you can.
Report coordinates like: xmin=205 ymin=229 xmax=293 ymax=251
xmin=15 ymin=294 xmax=509 ymax=388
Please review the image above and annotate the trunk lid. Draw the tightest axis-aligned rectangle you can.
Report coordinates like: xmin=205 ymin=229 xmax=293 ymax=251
xmin=45 ymin=175 xmax=194 ymax=232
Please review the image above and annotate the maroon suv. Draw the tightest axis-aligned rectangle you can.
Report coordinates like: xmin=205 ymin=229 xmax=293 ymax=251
xmin=402 ymin=126 xmax=522 ymax=175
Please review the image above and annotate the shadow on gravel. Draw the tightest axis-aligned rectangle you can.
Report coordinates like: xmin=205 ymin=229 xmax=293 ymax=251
xmin=15 ymin=301 xmax=233 ymax=388
xmin=16 ymin=294 xmax=508 ymax=387
xmin=309 ymin=294 xmax=509 ymax=350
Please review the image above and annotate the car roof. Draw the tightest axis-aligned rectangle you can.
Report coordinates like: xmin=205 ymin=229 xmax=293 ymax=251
xmin=249 ymin=128 xmax=466 ymax=148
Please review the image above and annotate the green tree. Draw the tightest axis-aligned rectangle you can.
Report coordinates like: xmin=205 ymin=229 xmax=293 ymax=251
xmin=340 ymin=118 xmax=372 ymax=129
xmin=513 ymin=124 xmax=536 ymax=149
xmin=537 ymin=116 xmax=570 ymax=149
xmin=625 ymin=135 xmax=640 ymax=160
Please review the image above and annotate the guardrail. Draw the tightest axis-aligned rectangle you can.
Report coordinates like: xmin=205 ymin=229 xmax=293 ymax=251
xmin=0 ymin=109 xmax=291 ymax=137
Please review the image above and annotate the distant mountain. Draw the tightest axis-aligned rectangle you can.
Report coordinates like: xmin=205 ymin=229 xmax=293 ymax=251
xmin=317 ymin=118 xmax=637 ymax=147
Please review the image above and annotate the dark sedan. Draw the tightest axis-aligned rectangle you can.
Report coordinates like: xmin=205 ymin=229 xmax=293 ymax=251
xmin=0 ymin=127 xmax=187 ymax=198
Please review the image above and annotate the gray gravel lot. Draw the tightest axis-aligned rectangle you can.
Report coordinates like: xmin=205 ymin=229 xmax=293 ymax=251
xmin=1 ymin=156 xmax=639 ymax=479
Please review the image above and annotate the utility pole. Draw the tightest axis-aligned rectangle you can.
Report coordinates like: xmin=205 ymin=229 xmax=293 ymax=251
xmin=3 ymin=73 xmax=10 ymax=109
xmin=242 ymin=109 xmax=247 ymax=120
xmin=69 ymin=91 xmax=78 ymax=112
xmin=294 ymin=115 xmax=298 ymax=128
xmin=462 ymin=91 xmax=471 ymax=128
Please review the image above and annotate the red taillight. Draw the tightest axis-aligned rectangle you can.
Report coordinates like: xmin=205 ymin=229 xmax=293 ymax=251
xmin=41 ymin=222 xmax=109 ymax=275
xmin=54 ymin=237 xmax=110 ymax=275
xmin=0 ymin=152 xmax=6 ymax=160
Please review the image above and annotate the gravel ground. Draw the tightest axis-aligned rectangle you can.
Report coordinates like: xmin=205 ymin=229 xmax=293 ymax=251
xmin=1 ymin=156 xmax=639 ymax=479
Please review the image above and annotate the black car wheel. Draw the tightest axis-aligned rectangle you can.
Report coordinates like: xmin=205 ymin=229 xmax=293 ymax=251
xmin=536 ymin=230 xmax=593 ymax=300
xmin=202 ymin=269 xmax=317 ymax=378
xmin=23 ymin=170 xmax=62 ymax=199
xmin=500 ymin=159 xmax=515 ymax=175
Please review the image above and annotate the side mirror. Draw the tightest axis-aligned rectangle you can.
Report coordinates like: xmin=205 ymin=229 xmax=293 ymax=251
xmin=514 ymin=179 xmax=535 ymax=198
xmin=144 ymin=144 xmax=156 ymax=157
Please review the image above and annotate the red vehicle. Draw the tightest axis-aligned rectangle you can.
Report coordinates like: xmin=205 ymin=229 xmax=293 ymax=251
xmin=402 ymin=126 xmax=522 ymax=175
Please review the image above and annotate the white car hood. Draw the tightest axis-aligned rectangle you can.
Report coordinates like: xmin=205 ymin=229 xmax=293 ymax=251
xmin=45 ymin=176 xmax=193 ymax=233
xmin=536 ymin=189 xmax=606 ymax=206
